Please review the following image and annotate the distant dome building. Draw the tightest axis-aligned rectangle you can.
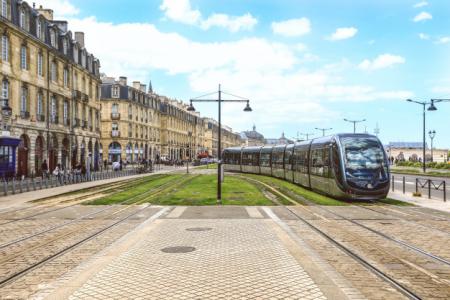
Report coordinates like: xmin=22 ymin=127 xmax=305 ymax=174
xmin=265 ymin=132 xmax=294 ymax=145
xmin=240 ymin=125 xmax=265 ymax=146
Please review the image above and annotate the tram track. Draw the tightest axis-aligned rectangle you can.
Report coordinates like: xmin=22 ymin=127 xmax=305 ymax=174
xmin=0 ymin=175 xmax=158 ymax=226
xmin=240 ymin=174 xmax=450 ymax=299
xmin=0 ymin=174 xmax=180 ymax=250
xmin=0 ymin=175 xmax=189 ymax=288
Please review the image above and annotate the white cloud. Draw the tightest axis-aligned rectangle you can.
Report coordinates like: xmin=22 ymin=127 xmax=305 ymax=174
xmin=159 ymin=0 xmax=201 ymax=25
xmin=35 ymin=0 xmax=79 ymax=17
xmin=418 ymin=33 xmax=429 ymax=40
xmin=358 ymin=54 xmax=405 ymax=71
xmin=436 ymin=37 xmax=450 ymax=44
xmin=271 ymin=18 xmax=311 ymax=37
xmin=413 ymin=11 xmax=432 ymax=22
xmin=413 ymin=1 xmax=428 ymax=8
xmin=327 ymin=27 xmax=358 ymax=41
xmin=63 ymin=16 xmax=410 ymax=129
xmin=200 ymin=13 xmax=257 ymax=32
xmin=160 ymin=0 xmax=256 ymax=32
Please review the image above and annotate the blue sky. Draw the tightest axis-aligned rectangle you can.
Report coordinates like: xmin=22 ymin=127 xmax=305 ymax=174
xmin=40 ymin=0 xmax=450 ymax=147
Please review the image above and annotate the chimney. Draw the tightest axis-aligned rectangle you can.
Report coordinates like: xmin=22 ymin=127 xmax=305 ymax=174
xmin=140 ymin=84 xmax=146 ymax=93
xmin=132 ymin=81 xmax=141 ymax=90
xmin=119 ymin=76 xmax=127 ymax=86
xmin=37 ymin=5 xmax=54 ymax=21
xmin=75 ymin=32 xmax=85 ymax=48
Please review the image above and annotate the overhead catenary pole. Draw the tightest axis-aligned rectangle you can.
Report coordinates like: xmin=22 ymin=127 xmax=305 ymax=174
xmin=344 ymin=118 xmax=366 ymax=134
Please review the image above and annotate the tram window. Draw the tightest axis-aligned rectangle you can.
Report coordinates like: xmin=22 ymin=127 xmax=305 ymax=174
xmin=311 ymin=149 xmax=324 ymax=176
xmin=260 ymin=153 xmax=270 ymax=167
xmin=294 ymin=149 xmax=308 ymax=173
xmin=332 ymin=142 xmax=344 ymax=184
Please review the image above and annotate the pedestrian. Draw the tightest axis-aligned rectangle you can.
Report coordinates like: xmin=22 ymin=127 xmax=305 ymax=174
xmin=41 ymin=159 xmax=48 ymax=178
xmin=53 ymin=164 xmax=63 ymax=184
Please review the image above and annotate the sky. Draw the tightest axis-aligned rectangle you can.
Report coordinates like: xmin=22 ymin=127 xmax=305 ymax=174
xmin=37 ymin=0 xmax=450 ymax=148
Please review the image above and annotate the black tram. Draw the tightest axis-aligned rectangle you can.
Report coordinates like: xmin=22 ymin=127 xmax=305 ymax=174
xmin=223 ymin=134 xmax=390 ymax=200
xmin=0 ymin=137 xmax=21 ymax=178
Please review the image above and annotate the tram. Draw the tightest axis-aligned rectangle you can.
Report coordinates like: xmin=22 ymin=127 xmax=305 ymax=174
xmin=0 ymin=136 xmax=21 ymax=178
xmin=223 ymin=134 xmax=390 ymax=200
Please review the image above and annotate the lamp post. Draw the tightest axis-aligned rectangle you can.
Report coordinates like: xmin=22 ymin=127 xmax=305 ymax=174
xmin=428 ymin=130 xmax=436 ymax=162
xmin=406 ymin=99 xmax=438 ymax=172
xmin=186 ymin=131 xmax=192 ymax=174
xmin=188 ymin=84 xmax=252 ymax=204
xmin=344 ymin=118 xmax=366 ymax=133
xmin=300 ymin=132 xmax=314 ymax=140
xmin=315 ymin=127 xmax=332 ymax=137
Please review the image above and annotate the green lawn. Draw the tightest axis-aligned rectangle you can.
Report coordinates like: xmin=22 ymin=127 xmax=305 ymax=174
xmin=391 ymin=167 xmax=450 ymax=178
xmin=238 ymin=174 xmax=347 ymax=206
xmin=153 ymin=174 xmax=274 ymax=205
xmin=195 ymin=163 xmax=218 ymax=170
xmin=87 ymin=174 xmax=182 ymax=205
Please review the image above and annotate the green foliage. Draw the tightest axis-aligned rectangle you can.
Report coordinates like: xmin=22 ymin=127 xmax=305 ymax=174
xmin=396 ymin=161 xmax=450 ymax=169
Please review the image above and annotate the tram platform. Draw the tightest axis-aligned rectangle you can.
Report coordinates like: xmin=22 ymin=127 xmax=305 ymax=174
xmin=388 ymin=190 xmax=450 ymax=213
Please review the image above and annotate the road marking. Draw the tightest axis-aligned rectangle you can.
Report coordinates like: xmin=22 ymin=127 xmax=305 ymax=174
xmin=166 ymin=206 xmax=187 ymax=218
xmin=245 ymin=207 xmax=263 ymax=218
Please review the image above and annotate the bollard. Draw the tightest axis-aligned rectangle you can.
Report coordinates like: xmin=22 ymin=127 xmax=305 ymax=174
xmin=415 ymin=178 xmax=418 ymax=194
xmin=392 ymin=176 xmax=394 ymax=192
xmin=32 ymin=177 xmax=36 ymax=191
xmin=444 ymin=181 xmax=446 ymax=202
xmin=403 ymin=177 xmax=406 ymax=194
xmin=19 ymin=179 xmax=23 ymax=193
xmin=39 ymin=178 xmax=43 ymax=190
xmin=428 ymin=179 xmax=431 ymax=199
xmin=12 ymin=178 xmax=16 ymax=194
xmin=26 ymin=178 xmax=30 ymax=192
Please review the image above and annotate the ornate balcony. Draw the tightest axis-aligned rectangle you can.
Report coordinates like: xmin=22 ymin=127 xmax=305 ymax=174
xmin=111 ymin=131 xmax=120 ymax=137
xmin=111 ymin=112 xmax=120 ymax=120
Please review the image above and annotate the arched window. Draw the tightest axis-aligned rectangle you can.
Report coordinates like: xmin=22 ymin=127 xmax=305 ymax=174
xmin=1 ymin=35 xmax=8 ymax=62
xmin=1 ymin=79 xmax=8 ymax=107
xmin=20 ymin=45 xmax=27 ymax=69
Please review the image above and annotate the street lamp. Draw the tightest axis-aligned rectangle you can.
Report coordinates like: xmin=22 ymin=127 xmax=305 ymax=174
xmin=344 ymin=118 xmax=366 ymax=133
xmin=189 ymin=84 xmax=252 ymax=204
xmin=428 ymin=130 xmax=436 ymax=162
xmin=300 ymin=132 xmax=314 ymax=140
xmin=315 ymin=127 xmax=332 ymax=137
xmin=186 ymin=131 xmax=192 ymax=174
xmin=406 ymin=99 xmax=438 ymax=172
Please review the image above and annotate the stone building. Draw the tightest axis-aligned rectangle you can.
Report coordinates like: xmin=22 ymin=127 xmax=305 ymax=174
xmin=240 ymin=125 xmax=265 ymax=146
xmin=100 ymin=76 xmax=161 ymax=163
xmin=0 ymin=1 xmax=101 ymax=176
xmin=386 ymin=142 xmax=448 ymax=163
xmin=265 ymin=132 xmax=294 ymax=145
xmin=203 ymin=118 xmax=241 ymax=157
xmin=159 ymin=97 xmax=203 ymax=160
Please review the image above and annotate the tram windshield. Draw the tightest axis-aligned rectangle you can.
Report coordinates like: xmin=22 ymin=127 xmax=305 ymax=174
xmin=339 ymin=137 xmax=388 ymax=189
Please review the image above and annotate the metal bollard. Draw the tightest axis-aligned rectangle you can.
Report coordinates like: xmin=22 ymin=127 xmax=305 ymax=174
xmin=415 ymin=178 xmax=418 ymax=194
xmin=32 ymin=177 xmax=36 ymax=191
xmin=392 ymin=176 xmax=394 ymax=192
xmin=26 ymin=178 xmax=30 ymax=192
xmin=428 ymin=179 xmax=431 ymax=199
xmin=444 ymin=181 xmax=446 ymax=202
xmin=403 ymin=177 xmax=405 ymax=194
xmin=12 ymin=179 xmax=16 ymax=194
xmin=19 ymin=179 xmax=23 ymax=193
xmin=3 ymin=180 xmax=7 ymax=196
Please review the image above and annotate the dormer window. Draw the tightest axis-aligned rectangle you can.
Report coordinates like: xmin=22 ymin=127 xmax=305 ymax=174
xmin=73 ymin=45 xmax=78 ymax=63
xmin=63 ymin=39 xmax=68 ymax=55
xmin=81 ymin=52 xmax=86 ymax=68
xmin=50 ymin=30 xmax=56 ymax=48
xmin=19 ymin=9 xmax=25 ymax=28
xmin=36 ymin=19 xmax=42 ymax=39
xmin=112 ymin=85 xmax=119 ymax=98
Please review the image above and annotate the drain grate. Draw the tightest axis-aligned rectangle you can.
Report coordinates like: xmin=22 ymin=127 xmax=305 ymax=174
xmin=161 ymin=246 xmax=196 ymax=253
xmin=186 ymin=227 xmax=213 ymax=232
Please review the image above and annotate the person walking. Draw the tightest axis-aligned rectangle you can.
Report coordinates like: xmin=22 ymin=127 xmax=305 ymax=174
xmin=41 ymin=160 xmax=48 ymax=179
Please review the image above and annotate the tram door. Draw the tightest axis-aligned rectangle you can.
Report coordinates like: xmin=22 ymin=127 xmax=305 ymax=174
xmin=18 ymin=135 xmax=29 ymax=177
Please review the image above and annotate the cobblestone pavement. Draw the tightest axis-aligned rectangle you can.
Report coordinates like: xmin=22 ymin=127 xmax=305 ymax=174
xmin=2 ymin=205 xmax=450 ymax=299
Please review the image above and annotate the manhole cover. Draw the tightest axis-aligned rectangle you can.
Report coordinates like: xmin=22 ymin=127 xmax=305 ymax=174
xmin=161 ymin=246 xmax=196 ymax=253
xmin=186 ymin=227 xmax=213 ymax=232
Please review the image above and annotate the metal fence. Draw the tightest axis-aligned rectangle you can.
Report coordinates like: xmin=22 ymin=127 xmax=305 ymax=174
xmin=391 ymin=175 xmax=447 ymax=202
xmin=1 ymin=166 xmax=154 ymax=197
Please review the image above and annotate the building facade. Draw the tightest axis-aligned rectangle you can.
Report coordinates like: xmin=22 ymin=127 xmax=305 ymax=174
xmin=203 ymin=118 xmax=241 ymax=157
xmin=100 ymin=77 xmax=161 ymax=163
xmin=386 ymin=142 xmax=449 ymax=163
xmin=0 ymin=1 xmax=101 ymax=176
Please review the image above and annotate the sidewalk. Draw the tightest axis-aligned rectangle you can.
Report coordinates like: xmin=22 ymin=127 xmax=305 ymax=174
xmin=0 ymin=166 xmax=177 ymax=210
xmin=388 ymin=190 xmax=450 ymax=213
